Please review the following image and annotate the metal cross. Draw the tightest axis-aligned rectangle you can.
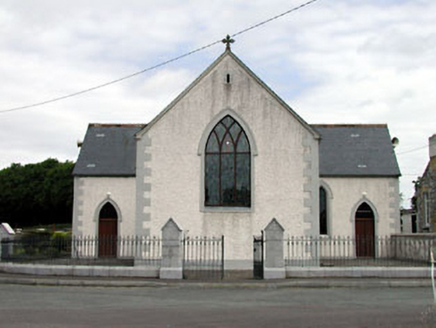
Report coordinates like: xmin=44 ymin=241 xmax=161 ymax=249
xmin=222 ymin=35 xmax=235 ymax=51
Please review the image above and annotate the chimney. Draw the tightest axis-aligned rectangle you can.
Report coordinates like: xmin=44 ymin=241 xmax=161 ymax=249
xmin=430 ymin=134 xmax=436 ymax=159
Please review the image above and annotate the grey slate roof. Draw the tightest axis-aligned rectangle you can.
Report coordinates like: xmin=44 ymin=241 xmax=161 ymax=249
xmin=74 ymin=123 xmax=401 ymax=177
xmin=312 ymin=124 xmax=401 ymax=177
xmin=73 ymin=124 xmax=145 ymax=177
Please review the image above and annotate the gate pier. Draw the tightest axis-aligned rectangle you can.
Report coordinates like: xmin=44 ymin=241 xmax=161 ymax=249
xmin=160 ymin=218 xmax=183 ymax=279
xmin=263 ymin=218 xmax=286 ymax=279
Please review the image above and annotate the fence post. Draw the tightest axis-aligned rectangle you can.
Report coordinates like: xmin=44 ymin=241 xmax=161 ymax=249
xmin=264 ymin=218 xmax=285 ymax=279
xmin=0 ymin=237 xmax=3 ymax=261
xmin=160 ymin=218 xmax=183 ymax=279
xmin=0 ymin=235 xmax=3 ymax=261
xmin=0 ymin=223 xmax=16 ymax=261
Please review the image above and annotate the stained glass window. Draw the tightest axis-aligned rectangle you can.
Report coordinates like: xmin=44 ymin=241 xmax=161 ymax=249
xmin=205 ymin=116 xmax=251 ymax=207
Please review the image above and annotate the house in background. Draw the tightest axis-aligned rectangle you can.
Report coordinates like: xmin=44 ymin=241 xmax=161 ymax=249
xmin=400 ymin=208 xmax=417 ymax=233
xmin=415 ymin=134 xmax=436 ymax=232
xmin=72 ymin=47 xmax=401 ymax=276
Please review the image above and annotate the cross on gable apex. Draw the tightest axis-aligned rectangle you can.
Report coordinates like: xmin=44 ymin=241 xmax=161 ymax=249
xmin=222 ymin=35 xmax=235 ymax=51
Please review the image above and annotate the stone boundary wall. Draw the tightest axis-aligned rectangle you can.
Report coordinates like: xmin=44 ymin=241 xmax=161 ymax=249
xmin=0 ymin=262 xmax=431 ymax=279
xmin=0 ymin=263 xmax=159 ymax=278
xmin=391 ymin=233 xmax=436 ymax=262
xmin=286 ymin=267 xmax=430 ymax=278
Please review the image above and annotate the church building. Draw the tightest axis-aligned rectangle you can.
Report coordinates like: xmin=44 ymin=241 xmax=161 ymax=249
xmin=72 ymin=45 xmax=401 ymax=274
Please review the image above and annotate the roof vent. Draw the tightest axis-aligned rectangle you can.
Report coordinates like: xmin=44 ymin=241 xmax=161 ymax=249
xmin=351 ymin=134 xmax=360 ymax=138
xmin=358 ymin=164 xmax=367 ymax=168
xmin=391 ymin=137 xmax=399 ymax=149
xmin=87 ymin=164 xmax=96 ymax=168
xmin=96 ymin=134 xmax=105 ymax=138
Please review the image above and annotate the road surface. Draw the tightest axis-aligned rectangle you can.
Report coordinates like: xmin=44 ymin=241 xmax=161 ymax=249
xmin=0 ymin=284 xmax=434 ymax=327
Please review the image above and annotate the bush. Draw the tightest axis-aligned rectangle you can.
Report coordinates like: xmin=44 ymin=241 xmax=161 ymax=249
xmin=10 ymin=230 xmax=72 ymax=260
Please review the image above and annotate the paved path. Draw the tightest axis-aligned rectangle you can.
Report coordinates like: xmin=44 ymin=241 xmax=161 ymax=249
xmin=0 ymin=284 xmax=435 ymax=327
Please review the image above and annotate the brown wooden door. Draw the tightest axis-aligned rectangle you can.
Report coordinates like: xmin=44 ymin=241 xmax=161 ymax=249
xmin=98 ymin=203 xmax=118 ymax=258
xmin=355 ymin=203 xmax=375 ymax=258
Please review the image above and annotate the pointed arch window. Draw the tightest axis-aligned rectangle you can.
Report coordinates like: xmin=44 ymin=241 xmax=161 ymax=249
xmin=356 ymin=202 xmax=374 ymax=219
xmin=205 ymin=115 xmax=251 ymax=207
xmin=99 ymin=202 xmax=118 ymax=220
xmin=319 ymin=187 xmax=328 ymax=235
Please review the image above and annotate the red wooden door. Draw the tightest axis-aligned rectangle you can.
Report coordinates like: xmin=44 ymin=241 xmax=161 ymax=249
xmin=98 ymin=203 xmax=118 ymax=258
xmin=98 ymin=218 xmax=117 ymax=257
xmin=355 ymin=203 xmax=375 ymax=258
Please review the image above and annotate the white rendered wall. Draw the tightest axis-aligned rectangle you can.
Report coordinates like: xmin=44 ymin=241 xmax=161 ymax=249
xmin=137 ymin=54 xmax=319 ymax=268
xmin=321 ymin=177 xmax=400 ymax=236
xmin=401 ymin=212 xmax=413 ymax=234
xmin=73 ymin=177 xmax=136 ymax=236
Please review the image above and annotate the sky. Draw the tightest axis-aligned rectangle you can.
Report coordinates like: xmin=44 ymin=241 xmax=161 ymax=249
xmin=0 ymin=0 xmax=435 ymax=208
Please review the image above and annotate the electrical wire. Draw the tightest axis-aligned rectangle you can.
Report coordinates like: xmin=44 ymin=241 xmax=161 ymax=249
xmin=0 ymin=41 xmax=222 ymax=114
xmin=397 ymin=146 xmax=428 ymax=156
xmin=0 ymin=0 xmax=320 ymax=114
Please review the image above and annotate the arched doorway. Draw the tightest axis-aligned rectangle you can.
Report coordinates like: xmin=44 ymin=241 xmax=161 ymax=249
xmin=98 ymin=202 xmax=118 ymax=258
xmin=355 ymin=202 xmax=375 ymax=258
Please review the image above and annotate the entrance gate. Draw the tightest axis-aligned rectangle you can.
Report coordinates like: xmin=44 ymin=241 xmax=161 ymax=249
xmin=182 ymin=236 xmax=224 ymax=280
xmin=253 ymin=233 xmax=264 ymax=279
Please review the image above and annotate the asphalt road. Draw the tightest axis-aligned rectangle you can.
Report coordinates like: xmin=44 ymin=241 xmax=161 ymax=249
xmin=0 ymin=284 xmax=435 ymax=327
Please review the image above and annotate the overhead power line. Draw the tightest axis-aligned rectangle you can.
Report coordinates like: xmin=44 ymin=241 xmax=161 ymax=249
xmin=0 ymin=0 xmax=320 ymax=115
xmin=397 ymin=145 xmax=428 ymax=156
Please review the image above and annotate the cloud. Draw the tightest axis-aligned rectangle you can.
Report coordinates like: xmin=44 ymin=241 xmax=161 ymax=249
xmin=285 ymin=0 xmax=436 ymax=203
xmin=0 ymin=0 xmax=434 ymax=206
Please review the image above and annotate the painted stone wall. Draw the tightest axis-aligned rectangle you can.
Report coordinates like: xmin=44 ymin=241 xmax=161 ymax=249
xmin=400 ymin=210 xmax=415 ymax=234
xmin=321 ymin=177 xmax=400 ymax=236
xmin=416 ymin=134 xmax=436 ymax=232
xmin=72 ymin=177 xmax=136 ymax=236
xmin=416 ymin=157 xmax=436 ymax=232
xmin=136 ymin=54 xmax=319 ymax=270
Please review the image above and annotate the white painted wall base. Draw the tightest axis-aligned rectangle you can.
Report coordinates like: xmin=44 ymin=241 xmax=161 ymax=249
xmin=0 ymin=263 xmax=159 ymax=278
xmin=286 ymin=267 xmax=430 ymax=278
xmin=0 ymin=263 xmax=431 ymax=279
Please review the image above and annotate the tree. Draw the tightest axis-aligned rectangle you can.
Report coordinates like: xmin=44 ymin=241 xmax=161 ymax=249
xmin=0 ymin=159 xmax=74 ymax=227
xmin=411 ymin=177 xmax=422 ymax=212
